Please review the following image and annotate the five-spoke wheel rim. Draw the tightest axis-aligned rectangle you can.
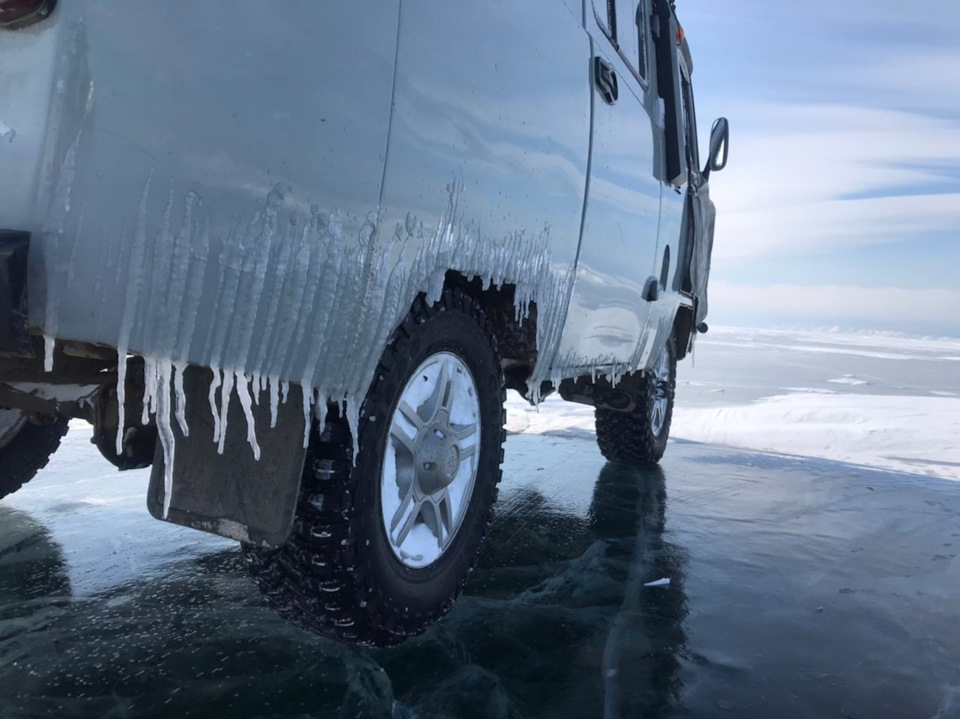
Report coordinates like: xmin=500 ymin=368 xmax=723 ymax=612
xmin=381 ymin=352 xmax=481 ymax=569
xmin=650 ymin=346 xmax=671 ymax=437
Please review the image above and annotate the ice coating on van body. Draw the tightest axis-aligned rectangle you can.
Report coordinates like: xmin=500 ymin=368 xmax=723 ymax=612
xmin=43 ymin=175 xmax=579 ymax=464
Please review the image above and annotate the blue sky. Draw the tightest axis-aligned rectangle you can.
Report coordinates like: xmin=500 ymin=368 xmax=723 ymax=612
xmin=680 ymin=0 xmax=960 ymax=336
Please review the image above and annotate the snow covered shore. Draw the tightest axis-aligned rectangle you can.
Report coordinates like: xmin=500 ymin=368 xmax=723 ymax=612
xmin=506 ymin=327 xmax=960 ymax=481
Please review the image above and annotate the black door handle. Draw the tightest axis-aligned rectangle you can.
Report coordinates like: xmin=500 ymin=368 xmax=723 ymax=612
xmin=594 ymin=57 xmax=618 ymax=105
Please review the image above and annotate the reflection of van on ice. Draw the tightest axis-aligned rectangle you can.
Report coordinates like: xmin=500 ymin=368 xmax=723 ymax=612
xmin=0 ymin=0 xmax=727 ymax=645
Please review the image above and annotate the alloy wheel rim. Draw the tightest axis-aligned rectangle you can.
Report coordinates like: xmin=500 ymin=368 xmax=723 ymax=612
xmin=650 ymin=346 xmax=671 ymax=437
xmin=380 ymin=352 xmax=481 ymax=569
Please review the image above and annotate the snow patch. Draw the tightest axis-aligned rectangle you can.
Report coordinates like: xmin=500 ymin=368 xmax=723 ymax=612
xmin=672 ymin=393 xmax=960 ymax=481
xmin=506 ymin=390 xmax=960 ymax=481
xmin=828 ymin=375 xmax=870 ymax=386
xmin=703 ymin=326 xmax=960 ymax=363
xmin=782 ymin=387 xmax=838 ymax=394
xmin=505 ymin=392 xmax=595 ymax=437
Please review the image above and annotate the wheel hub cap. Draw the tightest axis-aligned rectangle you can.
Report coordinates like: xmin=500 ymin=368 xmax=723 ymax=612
xmin=417 ymin=424 xmax=462 ymax=494
xmin=381 ymin=352 xmax=481 ymax=569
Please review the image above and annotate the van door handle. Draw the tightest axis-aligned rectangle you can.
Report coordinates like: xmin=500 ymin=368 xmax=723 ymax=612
xmin=594 ymin=57 xmax=618 ymax=105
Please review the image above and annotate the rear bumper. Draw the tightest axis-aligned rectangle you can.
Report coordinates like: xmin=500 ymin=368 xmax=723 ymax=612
xmin=0 ymin=230 xmax=31 ymax=355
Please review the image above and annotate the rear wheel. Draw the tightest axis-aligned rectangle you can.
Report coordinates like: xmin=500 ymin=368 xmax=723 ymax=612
xmin=246 ymin=290 xmax=505 ymax=646
xmin=0 ymin=410 xmax=69 ymax=500
xmin=595 ymin=337 xmax=676 ymax=466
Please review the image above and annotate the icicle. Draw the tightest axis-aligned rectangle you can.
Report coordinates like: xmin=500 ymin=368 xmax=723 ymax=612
xmin=314 ymin=388 xmax=327 ymax=439
xmin=344 ymin=395 xmax=361 ymax=466
xmin=116 ymin=175 xmax=154 ymax=455
xmin=216 ymin=370 xmax=235 ymax=454
xmin=141 ymin=357 xmax=158 ymax=425
xmin=208 ymin=366 xmax=223 ymax=443
xmin=268 ymin=374 xmax=280 ymax=429
xmin=236 ymin=372 xmax=261 ymax=460
xmin=301 ymin=382 xmax=314 ymax=449
xmin=551 ymin=369 xmax=562 ymax=395
xmin=43 ymin=336 xmax=55 ymax=372
xmin=115 ymin=352 xmax=127 ymax=454
xmin=173 ymin=360 xmax=189 ymax=436
xmin=280 ymin=381 xmax=289 ymax=404
xmin=251 ymin=372 xmax=262 ymax=406
xmin=155 ymin=359 xmax=177 ymax=518
xmin=41 ymin=130 xmax=81 ymax=377
xmin=529 ymin=381 xmax=541 ymax=407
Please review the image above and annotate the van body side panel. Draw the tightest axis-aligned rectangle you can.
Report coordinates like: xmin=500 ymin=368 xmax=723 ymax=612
xmin=377 ymin=0 xmax=593 ymax=383
xmin=556 ymin=9 xmax=663 ymax=375
xmin=0 ymin=12 xmax=74 ymax=233
xmin=652 ymin=52 xmax=693 ymax=359
xmin=10 ymin=1 xmax=402 ymax=391
xmin=6 ymin=0 xmax=688 ymax=409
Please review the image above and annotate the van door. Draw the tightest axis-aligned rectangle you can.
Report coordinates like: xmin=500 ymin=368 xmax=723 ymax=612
xmin=376 ymin=0 xmax=593 ymax=385
xmin=677 ymin=58 xmax=717 ymax=325
xmin=556 ymin=0 xmax=662 ymax=375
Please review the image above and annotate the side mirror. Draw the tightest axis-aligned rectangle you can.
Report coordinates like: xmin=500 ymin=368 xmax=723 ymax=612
xmin=703 ymin=117 xmax=729 ymax=179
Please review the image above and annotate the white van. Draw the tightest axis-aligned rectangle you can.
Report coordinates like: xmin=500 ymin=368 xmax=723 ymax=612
xmin=0 ymin=0 xmax=728 ymax=645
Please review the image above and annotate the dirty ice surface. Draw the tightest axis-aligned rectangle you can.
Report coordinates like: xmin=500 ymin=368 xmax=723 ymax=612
xmin=509 ymin=327 xmax=960 ymax=481
xmin=2 ymin=327 xmax=960 ymax=717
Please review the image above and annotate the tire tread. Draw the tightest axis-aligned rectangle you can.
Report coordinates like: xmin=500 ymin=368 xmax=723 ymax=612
xmin=246 ymin=290 xmax=505 ymax=646
xmin=595 ymin=338 xmax=676 ymax=467
xmin=0 ymin=419 xmax=68 ymax=501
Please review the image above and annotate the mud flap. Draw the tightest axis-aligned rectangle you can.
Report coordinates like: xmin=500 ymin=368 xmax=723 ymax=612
xmin=147 ymin=366 xmax=307 ymax=548
xmin=690 ymin=192 xmax=717 ymax=325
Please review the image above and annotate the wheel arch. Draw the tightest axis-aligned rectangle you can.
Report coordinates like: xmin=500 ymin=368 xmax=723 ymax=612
xmin=441 ymin=271 xmax=538 ymax=395
xmin=672 ymin=303 xmax=695 ymax=361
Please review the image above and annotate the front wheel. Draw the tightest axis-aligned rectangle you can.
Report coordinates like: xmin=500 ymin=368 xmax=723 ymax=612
xmin=595 ymin=336 xmax=676 ymax=466
xmin=0 ymin=410 xmax=69 ymax=501
xmin=246 ymin=290 xmax=506 ymax=646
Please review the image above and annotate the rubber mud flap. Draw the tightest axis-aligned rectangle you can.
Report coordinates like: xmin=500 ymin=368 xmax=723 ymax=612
xmin=148 ymin=366 xmax=307 ymax=548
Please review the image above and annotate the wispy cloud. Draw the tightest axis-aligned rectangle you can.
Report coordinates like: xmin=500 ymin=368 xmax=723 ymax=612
xmin=683 ymin=0 xmax=960 ymax=334
xmin=710 ymin=104 xmax=960 ymax=258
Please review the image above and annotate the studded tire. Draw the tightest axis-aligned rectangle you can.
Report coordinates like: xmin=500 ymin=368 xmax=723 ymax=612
xmin=595 ymin=337 xmax=676 ymax=467
xmin=246 ymin=290 xmax=506 ymax=646
xmin=0 ymin=416 xmax=69 ymax=501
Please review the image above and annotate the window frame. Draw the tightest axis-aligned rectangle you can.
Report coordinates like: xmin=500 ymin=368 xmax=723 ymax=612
xmin=595 ymin=0 xmax=617 ymax=45
xmin=679 ymin=61 xmax=701 ymax=176
xmin=594 ymin=0 xmax=650 ymax=89
xmin=635 ymin=0 xmax=648 ymax=83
